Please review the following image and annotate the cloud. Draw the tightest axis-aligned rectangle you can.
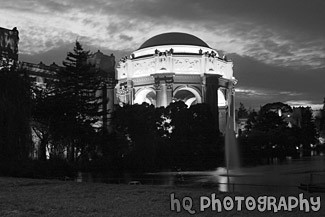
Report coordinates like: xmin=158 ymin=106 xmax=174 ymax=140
xmin=285 ymin=101 xmax=323 ymax=110
xmin=236 ymin=88 xmax=302 ymax=97
xmin=1 ymin=0 xmax=324 ymax=70
xmin=119 ymin=34 xmax=133 ymax=41
xmin=236 ymin=88 xmax=271 ymax=96
xmin=235 ymin=84 xmax=324 ymax=110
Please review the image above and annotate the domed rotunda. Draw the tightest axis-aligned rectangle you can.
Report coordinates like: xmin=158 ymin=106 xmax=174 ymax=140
xmin=115 ymin=32 xmax=237 ymax=132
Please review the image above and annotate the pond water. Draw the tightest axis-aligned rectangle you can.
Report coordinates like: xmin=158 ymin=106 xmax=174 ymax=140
xmin=76 ymin=153 xmax=325 ymax=193
xmin=187 ymin=154 xmax=325 ymax=193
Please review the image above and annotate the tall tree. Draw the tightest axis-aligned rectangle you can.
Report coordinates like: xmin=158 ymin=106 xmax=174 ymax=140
xmin=31 ymin=84 xmax=53 ymax=161
xmin=53 ymin=41 xmax=103 ymax=162
xmin=297 ymin=107 xmax=318 ymax=149
xmin=320 ymin=98 xmax=325 ymax=137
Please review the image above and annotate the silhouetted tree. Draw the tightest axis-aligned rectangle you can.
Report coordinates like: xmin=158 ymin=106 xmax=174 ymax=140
xmin=112 ymin=101 xmax=223 ymax=172
xmin=318 ymin=98 xmax=325 ymax=138
xmin=161 ymin=101 xmax=222 ymax=170
xmin=31 ymin=85 xmax=54 ymax=161
xmin=237 ymin=102 xmax=249 ymax=119
xmin=188 ymin=103 xmax=222 ymax=168
xmin=52 ymin=41 xmax=104 ymax=162
xmin=0 ymin=67 xmax=32 ymax=162
xmin=243 ymin=109 xmax=258 ymax=134
xmin=298 ymin=107 xmax=318 ymax=149
xmin=240 ymin=103 xmax=297 ymax=163
xmin=112 ymin=103 xmax=161 ymax=172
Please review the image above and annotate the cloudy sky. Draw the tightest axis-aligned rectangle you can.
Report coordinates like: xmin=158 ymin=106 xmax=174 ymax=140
xmin=1 ymin=0 xmax=324 ymax=110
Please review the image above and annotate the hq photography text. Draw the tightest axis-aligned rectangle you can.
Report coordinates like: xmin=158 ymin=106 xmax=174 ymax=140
xmin=170 ymin=193 xmax=321 ymax=214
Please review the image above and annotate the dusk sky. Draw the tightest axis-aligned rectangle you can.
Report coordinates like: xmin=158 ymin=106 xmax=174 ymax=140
xmin=1 ymin=0 xmax=324 ymax=110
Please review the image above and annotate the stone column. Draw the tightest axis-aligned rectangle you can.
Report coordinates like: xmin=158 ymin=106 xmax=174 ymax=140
xmin=218 ymin=106 xmax=227 ymax=134
xmin=151 ymin=73 xmax=175 ymax=108
xmin=127 ymin=80 xmax=134 ymax=105
xmin=166 ymin=83 xmax=173 ymax=105
xmin=203 ymin=74 xmax=222 ymax=132
xmin=156 ymin=83 xmax=167 ymax=107
xmin=231 ymin=89 xmax=236 ymax=131
xmin=154 ymin=82 xmax=161 ymax=107
xmin=227 ymin=80 xmax=237 ymax=132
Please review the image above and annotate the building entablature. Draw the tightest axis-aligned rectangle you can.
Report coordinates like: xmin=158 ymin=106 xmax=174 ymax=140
xmin=117 ymin=51 xmax=233 ymax=81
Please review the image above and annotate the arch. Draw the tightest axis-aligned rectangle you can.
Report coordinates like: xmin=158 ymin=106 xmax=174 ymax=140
xmin=218 ymin=89 xmax=226 ymax=107
xmin=173 ymin=86 xmax=202 ymax=107
xmin=134 ymin=88 xmax=156 ymax=106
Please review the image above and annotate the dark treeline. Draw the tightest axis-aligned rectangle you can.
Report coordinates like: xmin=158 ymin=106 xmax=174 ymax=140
xmin=109 ymin=102 xmax=224 ymax=173
xmin=237 ymin=102 xmax=323 ymax=165
xmin=0 ymin=42 xmax=105 ymax=178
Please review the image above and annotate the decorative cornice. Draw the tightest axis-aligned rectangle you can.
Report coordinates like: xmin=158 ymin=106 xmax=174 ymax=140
xmin=132 ymin=76 xmax=155 ymax=87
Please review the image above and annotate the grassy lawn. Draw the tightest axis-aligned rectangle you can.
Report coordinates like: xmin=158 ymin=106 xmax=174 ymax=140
xmin=0 ymin=177 xmax=324 ymax=217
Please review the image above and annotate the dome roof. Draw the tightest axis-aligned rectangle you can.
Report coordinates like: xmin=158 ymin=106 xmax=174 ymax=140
xmin=138 ymin=32 xmax=210 ymax=50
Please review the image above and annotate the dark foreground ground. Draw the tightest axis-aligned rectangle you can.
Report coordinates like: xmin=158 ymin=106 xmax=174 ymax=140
xmin=0 ymin=177 xmax=324 ymax=217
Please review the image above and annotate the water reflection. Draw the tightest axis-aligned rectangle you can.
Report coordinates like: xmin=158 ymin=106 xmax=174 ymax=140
xmin=76 ymin=154 xmax=325 ymax=193
xmin=149 ymin=155 xmax=325 ymax=193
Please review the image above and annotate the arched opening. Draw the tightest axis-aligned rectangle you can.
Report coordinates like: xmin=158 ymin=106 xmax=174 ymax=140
xmin=134 ymin=88 xmax=156 ymax=106
xmin=173 ymin=87 xmax=201 ymax=107
xmin=218 ymin=89 xmax=226 ymax=107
